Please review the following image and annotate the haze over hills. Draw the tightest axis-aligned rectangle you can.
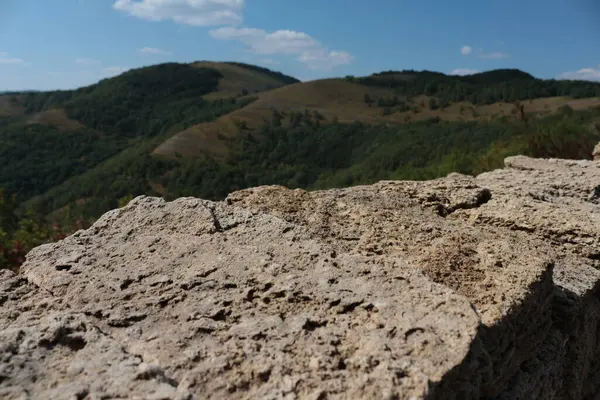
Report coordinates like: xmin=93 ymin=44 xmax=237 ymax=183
xmin=1 ymin=60 xmax=600 ymax=269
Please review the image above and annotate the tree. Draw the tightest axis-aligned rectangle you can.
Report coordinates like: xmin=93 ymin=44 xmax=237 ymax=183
xmin=428 ymin=98 xmax=439 ymax=110
xmin=271 ymin=109 xmax=283 ymax=127
xmin=0 ymin=197 xmax=59 ymax=270
xmin=0 ymin=189 xmax=18 ymax=234
xmin=118 ymin=194 xmax=134 ymax=208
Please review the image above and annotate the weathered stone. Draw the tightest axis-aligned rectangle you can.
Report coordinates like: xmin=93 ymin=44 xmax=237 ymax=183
xmin=0 ymin=270 xmax=183 ymax=400
xmin=464 ymin=156 xmax=600 ymax=261
xmin=1 ymin=153 xmax=599 ymax=399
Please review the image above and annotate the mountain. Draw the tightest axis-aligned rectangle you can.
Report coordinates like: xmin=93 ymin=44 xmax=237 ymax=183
xmin=154 ymin=70 xmax=600 ymax=159
xmin=1 ymin=62 xmax=600 ymax=270
xmin=0 ymin=62 xmax=296 ymax=201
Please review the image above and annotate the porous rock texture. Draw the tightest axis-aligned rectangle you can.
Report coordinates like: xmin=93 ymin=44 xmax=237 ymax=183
xmin=2 ymin=155 xmax=599 ymax=399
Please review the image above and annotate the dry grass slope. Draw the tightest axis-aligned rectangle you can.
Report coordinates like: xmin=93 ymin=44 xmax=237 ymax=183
xmin=0 ymin=94 xmax=25 ymax=117
xmin=153 ymin=79 xmax=404 ymax=158
xmin=192 ymin=61 xmax=293 ymax=100
xmin=0 ymin=95 xmax=88 ymax=132
xmin=153 ymin=77 xmax=600 ymax=159
xmin=26 ymin=109 xmax=86 ymax=132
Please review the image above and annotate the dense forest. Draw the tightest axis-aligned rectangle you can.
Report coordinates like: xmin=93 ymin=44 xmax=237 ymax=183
xmin=25 ymin=104 xmax=598 ymax=222
xmin=0 ymin=94 xmax=252 ymax=200
xmin=21 ymin=63 xmax=252 ymax=138
xmin=0 ymin=119 xmax=127 ymax=199
xmin=162 ymin=106 xmax=600 ymax=199
xmin=1 ymin=63 xmax=600 ymax=270
xmin=0 ymin=63 xmax=261 ymax=201
xmin=0 ymin=62 xmax=276 ymax=269
xmin=350 ymin=69 xmax=600 ymax=106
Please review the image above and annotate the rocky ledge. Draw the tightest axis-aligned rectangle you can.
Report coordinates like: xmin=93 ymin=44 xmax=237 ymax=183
xmin=1 ymin=155 xmax=599 ymax=399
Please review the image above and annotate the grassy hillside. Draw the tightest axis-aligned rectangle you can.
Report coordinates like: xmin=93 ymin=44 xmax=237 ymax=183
xmin=154 ymin=70 xmax=600 ymax=159
xmin=5 ymin=65 xmax=599 ymax=209
xmin=192 ymin=61 xmax=299 ymax=100
xmin=2 ymin=63 xmax=600 ymax=271
xmin=26 ymin=101 xmax=600 ymax=221
xmin=21 ymin=63 xmax=233 ymax=137
xmin=0 ymin=62 xmax=297 ymax=202
xmin=1 ymin=61 xmax=301 ymax=269
xmin=152 ymin=78 xmax=405 ymax=158
xmin=157 ymin=106 xmax=600 ymax=200
xmin=25 ymin=109 xmax=86 ymax=132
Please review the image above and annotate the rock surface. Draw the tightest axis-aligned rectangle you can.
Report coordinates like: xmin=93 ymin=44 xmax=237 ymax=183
xmin=2 ymin=155 xmax=600 ymax=399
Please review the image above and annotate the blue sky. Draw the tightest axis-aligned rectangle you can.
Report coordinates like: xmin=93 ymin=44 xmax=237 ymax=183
xmin=0 ymin=0 xmax=599 ymax=91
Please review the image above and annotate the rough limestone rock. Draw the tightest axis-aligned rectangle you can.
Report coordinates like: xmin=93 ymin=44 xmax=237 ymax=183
xmin=594 ymin=142 xmax=600 ymax=161
xmin=2 ymin=154 xmax=600 ymax=399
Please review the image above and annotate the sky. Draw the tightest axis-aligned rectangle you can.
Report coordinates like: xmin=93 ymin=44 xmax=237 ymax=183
xmin=0 ymin=0 xmax=599 ymax=91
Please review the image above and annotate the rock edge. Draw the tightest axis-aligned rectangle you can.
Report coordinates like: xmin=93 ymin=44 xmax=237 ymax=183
xmin=2 ymin=154 xmax=600 ymax=399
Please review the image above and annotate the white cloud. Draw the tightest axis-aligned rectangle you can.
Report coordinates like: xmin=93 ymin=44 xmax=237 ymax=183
xmin=0 ymin=51 xmax=25 ymax=65
xmin=139 ymin=47 xmax=171 ymax=55
xmin=75 ymin=58 xmax=101 ymax=65
xmin=112 ymin=1 xmax=350 ymax=71
xmin=0 ymin=57 xmax=25 ymax=65
xmin=113 ymin=0 xmax=244 ymax=26
xmin=210 ymin=28 xmax=317 ymax=54
xmin=461 ymin=45 xmax=510 ymax=59
xmin=103 ymin=66 xmax=129 ymax=76
xmin=297 ymin=50 xmax=353 ymax=70
xmin=209 ymin=27 xmax=353 ymax=70
xmin=449 ymin=68 xmax=480 ymax=76
xmin=259 ymin=58 xmax=280 ymax=65
xmin=557 ymin=66 xmax=600 ymax=82
xmin=478 ymin=51 xmax=510 ymax=59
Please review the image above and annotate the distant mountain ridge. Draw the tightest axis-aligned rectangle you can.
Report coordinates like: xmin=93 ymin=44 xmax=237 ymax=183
xmin=0 ymin=61 xmax=296 ymax=202
xmin=0 ymin=61 xmax=598 ymax=227
xmin=371 ymin=68 xmax=536 ymax=82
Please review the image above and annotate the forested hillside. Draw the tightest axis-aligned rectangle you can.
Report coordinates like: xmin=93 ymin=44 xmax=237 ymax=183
xmin=150 ymin=106 xmax=600 ymax=200
xmin=355 ymin=69 xmax=600 ymax=105
xmin=0 ymin=62 xmax=298 ymax=200
xmin=155 ymin=69 xmax=600 ymax=159
xmin=1 ymin=62 xmax=600 ymax=270
xmin=22 ymin=63 xmax=243 ymax=137
xmin=0 ymin=61 xmax=298 ymax=269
